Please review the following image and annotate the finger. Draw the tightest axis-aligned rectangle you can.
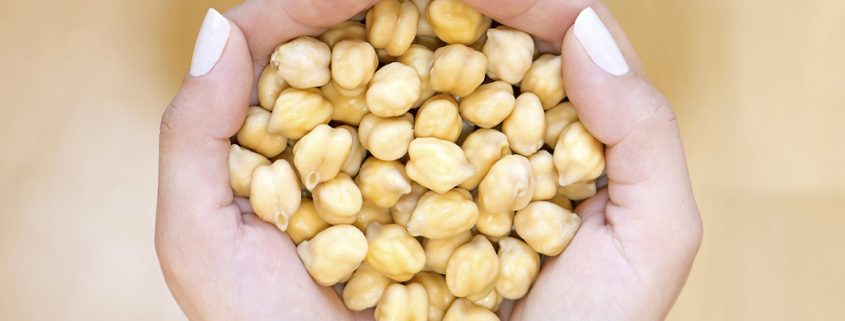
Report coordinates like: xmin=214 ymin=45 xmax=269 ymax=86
xmin=461 ymin=0 xmax=592 ymax=49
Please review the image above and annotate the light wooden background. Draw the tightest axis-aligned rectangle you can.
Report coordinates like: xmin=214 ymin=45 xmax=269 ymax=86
xmin=1 ymin=0 xmax=843 ymax=320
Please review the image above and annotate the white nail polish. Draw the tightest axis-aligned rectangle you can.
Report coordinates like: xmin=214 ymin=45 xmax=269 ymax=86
xmin=573 ymin=7 xmax=630 ymax=76
xmin=189 ymin=9 xmax=231 ymax=77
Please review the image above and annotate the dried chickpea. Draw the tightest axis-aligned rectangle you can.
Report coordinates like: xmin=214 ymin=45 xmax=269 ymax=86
xmin=471 ymin=289 xmax=502 ymax=311
xmin=482 ymin=26 xmax=534 ymax=84
xmin=367 ymin=62 xmax=421 ymax=117
xmin=477 ymin=155 xmax=536 ymax=213
xmin=271 ymin=149 xmax=300 ymax=183
xmin=550 ymin=192 xmax=574 ymax=211
xmin=414 ymin=95 xmax=462 ymax=142
xmin=366 ymin=0 xmax=419 ymax=56
xmin=321 ymin=81 xmax=369 ymax=126
xmin=405 ymin=138 xmax=475 ymax=193
xmin=320 ymin=21 xmax=367 ymax=47
xmin=442 ymin=298 xmax=500 ymax=321
xmin=236 ymin=106 xmax=288 ymax=158
xmin=458 ymin=129 xmax=510 ymax=190
xmin=297 ymin=225 xmax=368 ymax=286
xmin=267 ymin=88 xmax=332 ymax=140
xmin=459 ymin=81 xmax=516 ymax=128
xmin=312 ymin=173 xmax=363 ymax=225
xmin=337 ymin=125 xmax=367 ymax=177
xmin=258 ymin=64 xmax=288 ymax=110
xmin=528 ymin=150 xmax=558 ymax=201
xmin=375 ymin=283 xmax=429 ymax=321
xmin=503 ymin=93 xmax=546 ymax=156
xmin=426 ymin=0 xmax=491 ymax=45
xmin=287 ymin=199 xmax=329 ymax=244
xmin=249 ymin=160 xmax=301 ymax=230
xmin=429 ymin=44 xmax=487 ymax=97
xmin=543 ymin=101 xmax=578 ymax=147
xmin=357 ymin=157 xmax=413 ymax=208
xmin=423 ymin=230 xmax=471 ymax=274
xmin=293 ymin=124 xmax=353 ymax=190
xmin=514 ymin=201 xmax=581 ymax=256
xmin=391 ymin=182 xmax=428 ymax=227
xmin=228 ymin=144 xmax=270 ymax=197
xmin=446 ymin=235 xmax=499 ymax=300
xmin=553 ymin=121 xmax=605 ymax=186
xmin=521 ymin=54 xmax=566 ymax=109
xmin=411 ymin=0 xmax=436 ymax=37
xmin=495 ymin=237 xmax=540 ymax=300
xmin=398 ymin=45 xmax=436 ymax=107
xmin=357 ymin=112 xmax=414 ymax=160
xmin=411 ymin=272 xmax=455 ymax=321
xmin=559 ymin=180 xmax=598 ymax=201
xmin=343 ymin=262 xmax=393 ymax=311
xmin=331 ymin=40 xmax=378 ymax=97
xmin=271 ymin=36 xmax=331 ymax=88
xmin=476 ymin=209 xmax=513 ymax=239
xmin=354 ymin=201 xmax=393 ymax=232
xmin=366 ymin=223 xmax=426 ymax=282
xmin=407 ymin=189 xmax=479 ymax=239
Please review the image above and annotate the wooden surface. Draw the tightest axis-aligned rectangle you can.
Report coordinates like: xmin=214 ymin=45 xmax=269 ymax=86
xmin=1 ymin=0 xmax=843 ymax=320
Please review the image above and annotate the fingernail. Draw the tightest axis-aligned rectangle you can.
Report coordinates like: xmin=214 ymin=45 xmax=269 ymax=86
xmin=573 ymin=7 xmax=630 ymax=76
xmin=189 ymin=9 xmax=231 ymax=77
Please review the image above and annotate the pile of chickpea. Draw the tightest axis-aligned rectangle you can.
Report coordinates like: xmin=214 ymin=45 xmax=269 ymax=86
xmin=228 ymin=0 xmax=606 ymax=320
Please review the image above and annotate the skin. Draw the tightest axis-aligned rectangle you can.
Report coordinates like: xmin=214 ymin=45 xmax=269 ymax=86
xmin=156 ymin=1 xmax=702 ymax=321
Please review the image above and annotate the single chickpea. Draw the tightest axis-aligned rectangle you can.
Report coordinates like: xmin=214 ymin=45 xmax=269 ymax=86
xmin=321 ymin=81 xmax=369 ymax=126
xmin=331 ymin=40 xmax=378 ymax=97
xmin=297 ymin=225 xmax=368 ymax=286
xmin=442 ymin=298 xmax=500 ymax=321
xmin=528 ymin=150 xmax=558 ymax=201
xmin=337 ymin=125 xmax=367 ymax=177
xmin=271 ymin=149 xmax=300 ymax=183
xmin=503 ymin=93 xmax=546 ymax=156
xmin=397 ymin=44 xmax=436 ymax=107
xmin=521 ymin=54 xmax=566 ymax=109
xmin=286 ymin=199 xmax=330 ymax=245
xmin=405 ymin=137 xmax=476 ymax=193
xmin=446 ymin=235 xmax=499 ymax=300
xmin=407 ymin=189 xmax=479 ymax=239
xmin=482 ymin=26 xmax=535 ymax=84
xmin=549 ymin=191 xmax=574 ymax=211
xmin=267 ymin=88 xmax=332 ymax=140
xmin=423 ymin=230 xmax=472 ymax=274
xmin=458 ymin=129 xmax=510 ymax=190
xmin=495 ymin=237 xmax=540 ymax=300
xmin=559 ymin=180 xmax=598 ymax=201
xmin=342 ymin=262 xmax=394 ymax=311
xmin=414 ymin=95 xmax=462 ymax=142
xmin=366 ymin=0 xmax=419 ymax=56
xmin=544 ymin=101 xmax=578 ymax=147
xmin=356 ymin=157 xmax=413 ymax=208
xmin=271 ymin=36 xmax=331 ymax=88
xmin=471 ymin=289 xmax=503 ymax=311
xmin=319 ymin=21 xmax=367 ymax=47
xmin=236 ymin=106 xmax=288 ymax=158
xmin=357 ymin=112 xmax=415 ymax=161
xmin=477 ymin=155 xmax=536 ymax=213
xmin=367 ymin=62 xmax=421 ymax=117
xmin=429 ymin=44 xmax=487 ymax=97
xmin=553 ymin=121 xmax=605 ymax=186
xmin=258 ymin=64 xmax=288 ymax=110
xmin=249 ymin=160 xmax=301 ymax=231
xmin=293 ymin=124 xmax=353 ymax=190
xmin=476 ymin=209 xmax=514 ymax=239
xmin=354 ymin=201 xmax=393 ymax=232
xmin=459 ymin=81 xmax=516 ymax=129
xmin=411 ymin=0 xmax=436 ymax=37
xmin=366 ymin=223 xmax=426 ymax=282
xmin=411 ymin=272 xmax=456 ymax=321
xmin=228 ymin=144 xmax=270 ymax=198
xmin=374 ymin=283 xmax=429 ymax=321
xmin=391 ymin=182 xmax=428 ymax=227
xmin=513 ymin=201 xmax=581 ymax=256
xmin=312 ymin=173 xmax=363 ymax=225
xmin=426 ymin=0 xmax=491 ymax=45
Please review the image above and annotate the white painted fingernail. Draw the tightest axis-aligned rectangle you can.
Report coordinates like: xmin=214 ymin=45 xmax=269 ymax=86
xmin=189 ymin=9 xmax=231 ymax=77
xmin=573 ymin=7 xmax=630 ymax=76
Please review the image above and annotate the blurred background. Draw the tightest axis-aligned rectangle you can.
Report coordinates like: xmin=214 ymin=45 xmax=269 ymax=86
xmin=1 ymin=0 xmax=843 ymax=320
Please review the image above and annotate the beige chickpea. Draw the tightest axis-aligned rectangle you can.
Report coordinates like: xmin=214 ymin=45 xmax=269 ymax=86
xmin=553 ymin=122 xmax=605 ymax=186
xmin=477 ymin=155 xmax=536 ymax=213
xmin=366 ymin=223 xmax=426 ymax=282
xmin=405 ymin=138 xmax=475 ymax=193
xmin=544 ymin=101 xmax=578 ymax=147
xmin=446 ymin=235 xmax=499 ymax=300
xmin=398 ymin=45 xmax=436 ymax=107
xmin=366 ymin=62 xmax=421 ymax=117
xmin=331 ymin=40 xmax=378 ymax=97
xmin=236 ymin=106 xmax=288 ymax=158
xmin=343 ymin=262 xmax=394 ymax=311
xmin=366 ymin=0 xmax=419 ymax=56
xmin=414 ymin=95 xmax=462 ymax=142
xmin=337 ymin=125 xmax=367 ymax=177
xmin=356 ymin=157 xmax=413 ymax=208
xmin=521 ymin=54 xmax=566 ymax=109
xmin=297 ymin=225 xmax=368 ymax=286
xmin=357 ymin=112 xmax=414 ymax=160
xmin=514 ymin=201 xmax=581 ymax=256
xmin=375 ymin=283 xmax=429 ymax=321
xmin=257 ymin=64 xmax=288 ymax=110
xmin=423 ymin=230 xmax=471 ymax=274
xmin=267 ymin=88 xmax=332 ymax=139
xmin=354 ymin=201 xmax=393 ymax=232
xmin=407 ymin=189 xmax=479 ymax=239
xmin=391 ymin=182 xmax=428 ymax=227
xmin=482 ymin=26 xmax=535 ymax=84
xmin=476 ymin=209 xmax=513 ymax=239
xmin=411 ymin=272 xmax=455 ymax=321
xmin=293 ymin=124 xmax=353 ymax=190
xmin=411 ymin=0 xmax=436 ymax=37
xmin=458 ymin=129 xmax=510 ymax=190
xmin=528 ymin=150 xmax=558 ymax=201
xmin=286 ymin=199 xmax=329 ymax=244
xmin=429 ymin=44 xmax=487 ymax=97
xmin=312 ymin=173 xmax=363 ymax=225
xmin=271 ymin=36 xmax=331 ymax=88
xmin=228 ymin=144 xmax=270 ymax=197
xmin=271 ymin=149 xmax=300 ymax=183
xmin=459 ymin=81 xmax=516 ymax=128
xmin=442 ymin=298 xmax=500 ymax=321
xmin=321 ymin=82 xmax=369 ymax=126
xmin=549 ymin=191 xmax=574 ymax=211
xmin=319 ymin=21 xmax=367 ymax=47
xmin=249 ymin=160 xmax=301 ymax=231
xmin=559 ymin=180 xmax=598 ymax=201
xmin=426 ymin=0 xmax=491 ymax=45
xmin=503 ymin=93 xmax=546 ymax=156
xmin=495 ymin=237 xmax=540 ymax=300
xmin=471 ymin=289 xmax=503 ymax=311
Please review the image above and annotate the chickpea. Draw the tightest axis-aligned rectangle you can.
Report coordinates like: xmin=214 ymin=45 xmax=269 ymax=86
xmin=503 ymin=93 xmax=546 ymax=156
xmin=258 ymin=64 xmax=288 ymax=110
xmin=414 ymin=95 xmax=462 ymax=142
xmin=337 ymin=125 xmax=367 ymax=177
xmin=476 ymin=209 xmax=513 ymax=239
xmin=312 ymin=173 xmax=363 ymax=225
xmin=549 ymin=192 xmax=574 ymax=211
xmin=407 ymin=189 xmax=479 ymax=239
xmin=293 ymin=124 xmax=353 ymax=190
xmin=482 ymin=26 xmax=534 ymax=84
xmin=271 ymin=149 xmax=300 ymax=184
xmin=553 ymin=121 xmax=605 ymax=186
xmin=405 ymin=138 xmax=476 ymax=193
xmin=559 ymin=180 xmax=598 ymax=201
xmin=331 ymin=40 xmax=378 ymax=97
xmin=286 ymin=199 xmax=329 ymax=244
xmin=367 ymin=62 xmax=421 ymax=117
xmin=423 ymin=230 xmax=471 ymax=274
xmin=528 ymin=150 xmax=558 ymax=201
xmin=270 ymin=36 xmax=331 ymax=88
xmin=321 ymin=81 xmax=369 ymax=126
xmin=391 ymin=182 xmax=428 ymax=227
xmin=446 ymin=235 xmax=499 ymax=300
xmin=366 ymin=0 xmax=419 ymax=56
xmin=426 ymin=0 xmax=491 ymax=45
xmin=442 ymin=298 xmax=500 ymax=321
xmin=376 ymin=48 xmax=397 ymax=64
xmin=375 ymin=283 xmax=429 ymax=321
xmin=267 ymin=88 xmax=332 ymax=140
xmin=356 ymin=157 xmax=413 ymax=208
xmin=459 ymin=81 xmax=516 ymax=129
xmin=477 ymin=155 xmax=536 ymax=213
xmin=236 ymin=106 xmax=288 ymax=158
xmin=495 ymin=237 xmax=540 ymax=300
xmin=429 ymin=44 xmax=487 ymax=97
xmin=513 ymin=201 xmax=581 ymax=256
xmin=320 ymin=21 xmax=367 ymax=47
xmin=357 ymin=112 xmax=415 ymax=161
xmin=343 ymin=262 xmax=393 ymax=311
xmin=411 ymin=272 xmax=455 ymax=321
xmin=297 ymin=225 xmax=368 ymax=286
xmin=411 ymin=0 xmax=436 ymax=37
xmin=414 ymin=35 xmax=445 ymax=51
xmin=544 ymin=101 xmax=578 ymax=147
xmin=366 ymin=223 xmax=426 ymax=282
xmin=521 ymin=54 xmax=566 ymax=109
xmin=228 ymin=144 xmax=270 ymax=198
xmin=249 ymin=159 xmax=301 ymax=230
xmin=471 ymin=289 xmax=503 ymax=311
xmin=354 ymin=201 xmax=393 ymax=232
xmin=398 ymin=45 xmax=436 ymax=107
